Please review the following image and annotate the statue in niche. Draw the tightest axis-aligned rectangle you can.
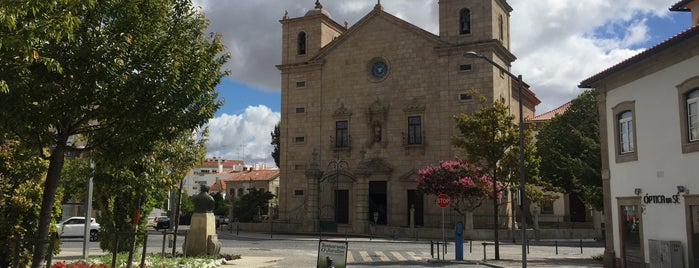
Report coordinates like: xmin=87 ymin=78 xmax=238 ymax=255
xmin=373 ymin=123 xmax=382 ymax=142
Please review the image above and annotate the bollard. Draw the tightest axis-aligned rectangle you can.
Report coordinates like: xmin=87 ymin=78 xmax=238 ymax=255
xmin=437 ymin=240 xmax=441 ymax=260
xmin=469 ymin=239 xmax=472 ymax=253
xmin=527 ymin=239 xmax=530 ymax=254
xmin=580 ymin=239 xmax=583 ymax=254
xmin=162 ymin=232 xmax=167 ymax=256
xmin=555 ymin=240 xmax=558 ymax=255
xmin=430 ymin=240 xmax=434 ymax=258
xmin=482 ymin=243 xmax=487 ymax=261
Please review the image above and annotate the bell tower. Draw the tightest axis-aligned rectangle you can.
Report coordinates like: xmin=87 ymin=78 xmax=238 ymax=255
xmin=438 ymin=0 xmax=512 ymax=48
xmin=280 ymin=1 xmax=345 ymax=65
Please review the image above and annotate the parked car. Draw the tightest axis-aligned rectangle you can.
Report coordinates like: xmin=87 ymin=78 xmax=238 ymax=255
xmin=215 ymin=216 xmax=229 ymax=228
xmin=146 ymin=216 xmax=156 ymax=228
xmin=56 ymin=217 xmax=100 ymax=241
xmin=154 ymin=216 xmax=170 ymax=231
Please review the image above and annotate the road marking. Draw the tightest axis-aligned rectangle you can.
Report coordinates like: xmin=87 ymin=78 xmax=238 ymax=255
xmin=406 ymin=251 xmax=421 ymax=260
xmin=391 ymin=251 xmax=407 ymax=261
xmin=375 ymin=251 xmax=390 ymax=261
xmin=359 ymin=250 xmax=372 ymax=261
xmin=346 ymin=251 xmax=354 ymax=262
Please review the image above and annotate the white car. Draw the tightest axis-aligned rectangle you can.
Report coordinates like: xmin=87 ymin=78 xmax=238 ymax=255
xmin=56 ymin=217 xmax=100 ymax=241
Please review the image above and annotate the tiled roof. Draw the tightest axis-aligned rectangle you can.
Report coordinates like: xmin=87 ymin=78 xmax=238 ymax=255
xmin=670 ymin=0 xmax=693 ymax=11
xmin=530 ymin=101 xmax=572 ymax=122
xmin=209 ymin=180 xmax=226 ymax=192
xmin=579 ymin=25 xmax=699 ymax=88
xmin=223 ymin=170 xmax=280 ymax=182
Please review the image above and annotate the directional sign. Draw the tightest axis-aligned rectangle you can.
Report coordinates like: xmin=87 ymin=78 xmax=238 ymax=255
xmin=436 ymin=194 xmax=450 ymax=208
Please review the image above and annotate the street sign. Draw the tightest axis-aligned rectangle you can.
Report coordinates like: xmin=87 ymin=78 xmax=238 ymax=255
xmin=436 ymin=194 xmax=450 ymax=208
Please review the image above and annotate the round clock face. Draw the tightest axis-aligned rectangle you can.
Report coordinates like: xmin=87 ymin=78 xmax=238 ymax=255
xmin=371 ymin=61 xmax=388 ymax=79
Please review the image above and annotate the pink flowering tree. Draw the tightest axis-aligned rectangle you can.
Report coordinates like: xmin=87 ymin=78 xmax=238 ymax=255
xmin=417 ymin=158 xmax=501 ymax=229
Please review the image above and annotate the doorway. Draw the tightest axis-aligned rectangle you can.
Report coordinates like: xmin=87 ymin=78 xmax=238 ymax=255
xmin=620 ymin=204 xmax=642 ymax=267
xmin=369 ymin=181 xmax=387 ymax=225
xmin=335 ymin=190 xmax=349 ymax=224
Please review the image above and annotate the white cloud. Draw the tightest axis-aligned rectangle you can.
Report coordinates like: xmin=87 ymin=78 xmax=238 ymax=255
xmin=195 ymin=0 xmax=686 ymax=159
xmin=205 ymin=105 xmax=280 ymax=167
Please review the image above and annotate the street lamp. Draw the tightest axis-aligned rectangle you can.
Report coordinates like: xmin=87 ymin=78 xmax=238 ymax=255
xmin=464 ymin=51 xmax=527 ymax=267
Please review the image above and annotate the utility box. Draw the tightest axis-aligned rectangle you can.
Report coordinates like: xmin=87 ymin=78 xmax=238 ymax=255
xmin=649 ymin=239 xmax=684 ymax=268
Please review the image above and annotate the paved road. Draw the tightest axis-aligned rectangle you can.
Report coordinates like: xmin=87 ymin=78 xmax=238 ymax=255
xmin=56 ymin=228 xmax=605 ymax=268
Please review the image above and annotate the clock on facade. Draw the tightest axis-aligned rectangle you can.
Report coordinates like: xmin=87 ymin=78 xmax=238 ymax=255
xmin=371 ymin=60 xmax=388 ymax=79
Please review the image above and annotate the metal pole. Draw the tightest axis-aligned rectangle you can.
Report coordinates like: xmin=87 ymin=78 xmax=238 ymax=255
xmin=518 ymin=74 xmax=527 ymax=268
xmin=82 ymin=160 xmax=94 ymax=260
xmin=441 ymin=207 xmax=445 ymax=254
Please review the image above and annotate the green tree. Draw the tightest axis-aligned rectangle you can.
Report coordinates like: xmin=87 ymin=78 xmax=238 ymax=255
xmin=92 ymin=130 xmax=206 ymax=252
xmin=451 ymin=90 xmax=543 ymax=257
xmin=271 ymin=122 xmax=280 ymax=168
xmin=536 ymin=90 xmax=602 ymax=210
xmin=212 ymin=192 xmax=230 ymax=216
xmin=0 ymin=135 xmax=60 ymax=267
xmin=0 ymin=1 xmax=93 ymax=93
xmin=0 ymin=0 xmax=228 ymax=265
xmin=233 ymin=189 xmax=275 ymax=222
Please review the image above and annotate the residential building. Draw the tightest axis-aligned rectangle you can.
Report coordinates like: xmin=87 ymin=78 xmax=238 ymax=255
xmin=276 ymin=0 xmax=539 ymax=236
xmin=182 ymin=157 xmax=244 ymax=195
xmin=219 ymin=169 xmax=280 ymax=220
xmin=579 ymin=1 xmax=699 ymax=266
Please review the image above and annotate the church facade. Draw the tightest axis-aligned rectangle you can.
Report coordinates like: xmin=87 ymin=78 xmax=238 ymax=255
xmin=276 ymin=0 xmax=539 ymax=236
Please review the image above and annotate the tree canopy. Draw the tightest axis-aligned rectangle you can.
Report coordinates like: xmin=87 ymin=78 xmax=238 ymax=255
xmin=416 ymin=159 xmax=497 ymax=215
xmin=0 ymin=0 xmax=228 ymax=266
xmin=451 ymin=90 xmax=544 ymax=200
xmin=536 ymin=90 xmax=602 ymax=210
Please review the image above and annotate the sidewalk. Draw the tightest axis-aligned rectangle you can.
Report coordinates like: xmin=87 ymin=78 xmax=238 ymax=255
xmin=54 ymin=230 xmax=604 ymax=268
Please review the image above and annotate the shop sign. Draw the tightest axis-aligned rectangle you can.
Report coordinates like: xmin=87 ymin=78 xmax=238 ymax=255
xmin=642 ymin=194 xmax=680 ymax=204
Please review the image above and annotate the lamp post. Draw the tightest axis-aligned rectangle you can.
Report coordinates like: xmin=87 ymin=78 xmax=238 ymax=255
xmin=82 ymin=159 xmax=94 ymax=260
xmin=464 ymin=51 xmax=527 ymax=267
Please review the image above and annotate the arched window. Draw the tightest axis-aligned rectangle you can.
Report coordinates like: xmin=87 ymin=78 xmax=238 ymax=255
xmin=459 ymin=8 xmax=471 ymax=35
xmin=297 ymin=32 xmax=307 ymax=55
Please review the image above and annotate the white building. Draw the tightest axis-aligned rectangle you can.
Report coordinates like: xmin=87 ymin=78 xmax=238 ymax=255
xmin=182 ymin=157 xmax=244 ymax=195
xmin=579 ymin=1 xmax=699 ymax=266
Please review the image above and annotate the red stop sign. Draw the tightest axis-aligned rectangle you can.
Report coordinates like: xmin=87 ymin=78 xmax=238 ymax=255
xmin=436 ymin=194 xmax=450 ymax=208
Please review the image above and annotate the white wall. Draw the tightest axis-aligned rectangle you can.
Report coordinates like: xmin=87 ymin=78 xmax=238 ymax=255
xmin=605 ymin=55 xmax=699 ymax=263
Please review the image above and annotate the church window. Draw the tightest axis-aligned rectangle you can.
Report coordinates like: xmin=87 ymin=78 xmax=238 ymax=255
xmin=298 ymin=32 xmax=307 ymax=55
xmin=335 ymin=120 xmax=349 ymax=148
xmin=459 ymin=9 xmax=471 ymax=35
xmin=408 ymin=116 xmax=422 ymax=144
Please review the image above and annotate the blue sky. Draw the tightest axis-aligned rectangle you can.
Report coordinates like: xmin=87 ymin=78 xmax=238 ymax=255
xmin=196 ymin=0 xmax=693 ymax=168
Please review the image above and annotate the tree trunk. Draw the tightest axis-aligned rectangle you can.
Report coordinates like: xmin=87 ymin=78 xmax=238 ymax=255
xmin=31 ymin=147 xmax=66 ymax=268
xmin=464 ymin=210 xmax=474 ymax=230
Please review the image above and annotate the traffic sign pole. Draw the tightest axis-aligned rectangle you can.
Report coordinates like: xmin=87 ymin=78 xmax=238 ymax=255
xmin=436 ymin=193 xmax=450 ymax=259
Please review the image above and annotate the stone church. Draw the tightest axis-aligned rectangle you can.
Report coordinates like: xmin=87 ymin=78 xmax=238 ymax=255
xmin=276 ymin=0 xmax=539 ymax=236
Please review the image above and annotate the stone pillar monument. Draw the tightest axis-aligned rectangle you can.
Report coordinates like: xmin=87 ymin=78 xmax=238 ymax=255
xmin=184 ymin=184 xmax=222 ymax=256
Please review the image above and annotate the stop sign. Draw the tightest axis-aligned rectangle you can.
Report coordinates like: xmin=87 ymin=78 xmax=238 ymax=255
xmin=436 ymin=194 xmax=450 ymax=208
